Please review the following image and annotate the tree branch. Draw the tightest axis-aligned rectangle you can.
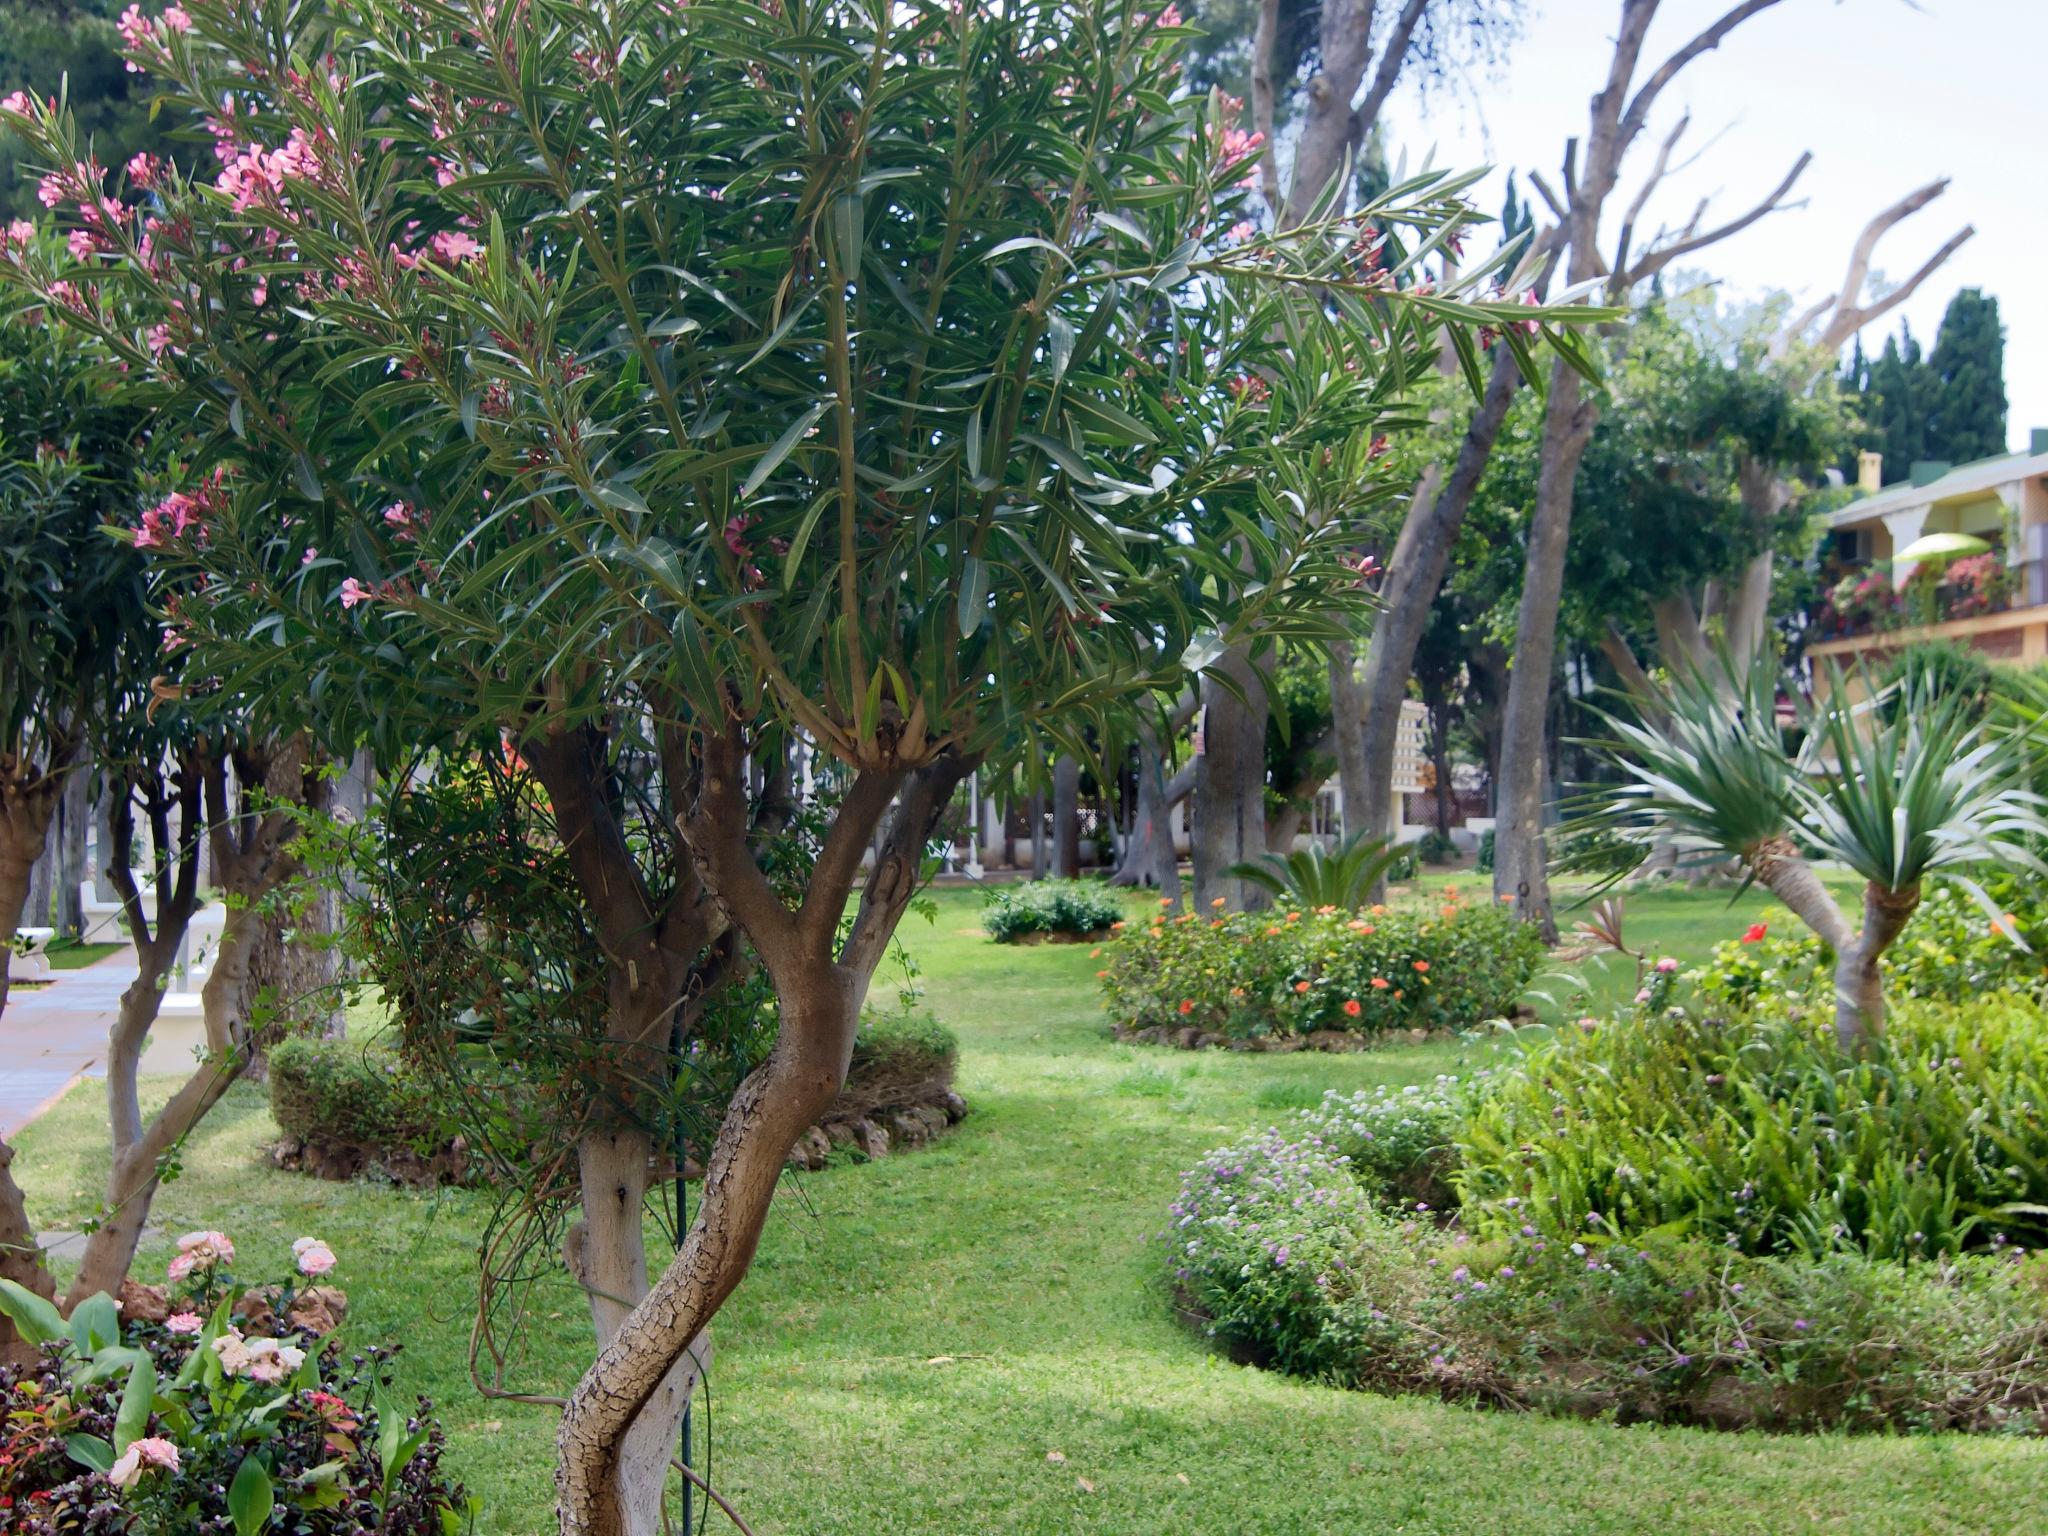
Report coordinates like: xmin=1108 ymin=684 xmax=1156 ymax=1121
xmin=1619 ymin=0 xmax=1787 ymax=151
xmin=1623 ymin=150 xmax=1810 ymax=288
xmin=1250 ymin=0 xmax=1284 ymax=223
xmin=1350 ymin=0 xmax=1429 ymax=151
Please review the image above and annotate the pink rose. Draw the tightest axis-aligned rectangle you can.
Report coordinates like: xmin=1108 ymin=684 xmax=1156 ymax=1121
xmin=292 ymin=1236 xmax=337 ymax=1277
xmin=165 ymin=1311 xmax=202 ymax=1335
xmin=108 ymin=1435 xmax=180 ymax=1489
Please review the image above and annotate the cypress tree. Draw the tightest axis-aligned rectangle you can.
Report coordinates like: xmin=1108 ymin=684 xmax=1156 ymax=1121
xmin=1927 ymin=288 xmax=2007 ymax=464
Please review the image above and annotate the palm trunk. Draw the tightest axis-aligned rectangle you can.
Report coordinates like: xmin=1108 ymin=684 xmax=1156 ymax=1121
xmin=1832 ymin=882 xmax=1919 ymax=1051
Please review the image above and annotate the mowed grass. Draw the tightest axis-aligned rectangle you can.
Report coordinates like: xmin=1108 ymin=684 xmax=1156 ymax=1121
xmin=17 ymin=879 xmax=2043 ymax=1535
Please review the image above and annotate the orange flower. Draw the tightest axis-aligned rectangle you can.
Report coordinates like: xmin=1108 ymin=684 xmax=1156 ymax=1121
xmin=1412 ymin=960 xmax=1430 ymax=974
xmin=1210 ymin=918 xmax=1223 ymax=928
xmin=1265 ymin=925 xmax=1282 ymax=936
xmin=1441 ymin=905 xmax=1459 ymax=920
xmin=1369 ymin=904 xmax=1388 ymax=916
xmin=1342 ymin=999 xmax=1362 ymax=1017
xmin=1159 ymin=897 xmax=1175 ymax=908
xmin=1090 ymin=947 xmax=1103 ymax=958
xmin=1394 ymin=989 xmax=1404 ymax=1000
xmin=1293 ymin=980 xmax=1311 ymax=994
xmin=1178 ymin=999 xmax=1195 ymax=1015
xmin=1370 ymin=977 xmax=1390 ymax=990
xmin=1096 ymin=969 xmax=1109 ymax=979
xmin=1211 ymin=896 xmax=1227 ymax=910
xmin=1286 ymin=911 xmax=1302 ymax=922
xmin=1230 ymin=986 xmax=1246 ymax=998
xmin=1111 ymin=921 xmax=1126 ymax=932
xmin=1314 ymin=904 xmax=1337 ymax=916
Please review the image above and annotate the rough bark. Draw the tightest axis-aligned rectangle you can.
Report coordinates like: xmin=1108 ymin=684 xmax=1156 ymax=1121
xmin=1052 ymin=755 xmax=1081 ymax=878
xmin=1831 ymin=881 xmax=1918 ymax=1051
xmin=1028 ymin=789 xmax=1048 ymax=879
xmin=1110 ymin=729 xmax=1182 ymax=896
xmin=1327 ymin=638 xmax=1372 ymax=840
xmin=1190 ymin=652 xmax=1270 ymax=911
xmin=567 ymin=1129 xmax=704 ymax=1536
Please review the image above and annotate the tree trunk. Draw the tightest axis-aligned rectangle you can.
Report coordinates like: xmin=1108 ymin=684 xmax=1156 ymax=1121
xmin=1328 ymin=638 xmax=1371 ymax=840
xmin=1357 ymin=348 xmax=1523 ymax=867
xmin=1190 ymin=652 xmax=1269 ymax=911
xmin=556 ymin=973 xmax=861 ymax=1536
xmin=0 ymin=1138 xmax=55 ymax=1367
xmin=22 ymin=826 xmax=51 ymax=935
xmin=53 ymin=770 xmax=87 ymax=940
xmin=93 ymin=777 xmax=120 ymax=902
xmin=1832 ymin=881 xmax=1919 ymax=1051
xmin=1111 ymin=733 xmax=1181 ymax=896
xmin=1493 ymin=362 xmax=1598 ymax=942
xmin=567 ymin=1129 xmax=704 ymax=1536
xmin=1028 ymin=790 xmax=1048 ymax=879
xmin=0 ymin=804 xmax=59 ymax=1360
xmin=1052 ymin=756 xmax=1081 ymax=879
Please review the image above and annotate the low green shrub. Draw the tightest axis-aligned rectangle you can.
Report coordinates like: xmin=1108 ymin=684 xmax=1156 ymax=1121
xmin=980 ymin=878 xmax=1123 ymax=942
xmin=1101 ymin=888 xmax=1544 ymax=1040
xmin=267 ymin=1036 xmax=456 ymax=1157
xmin=1296 ymin=1080 xmax=1470 ymax=1209
xmin=1166 ymin=1124 xmax=2048 ymax=1433
xmin=1414 ymin=828 xmax=1458 ymax=866
xmin=1454 ymin=998 xmax=2048 ymax=1260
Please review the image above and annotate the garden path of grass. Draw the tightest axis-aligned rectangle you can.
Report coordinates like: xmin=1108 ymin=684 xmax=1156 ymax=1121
xmin=16 ymin=878 xmax=2046 ymax=1534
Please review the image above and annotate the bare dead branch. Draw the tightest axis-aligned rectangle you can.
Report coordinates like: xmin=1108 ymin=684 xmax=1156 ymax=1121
xmin=1620 ymin=0 xmax=1787 ymax=150
xmin=1624 ymin=150 xmax=1811 ymax=288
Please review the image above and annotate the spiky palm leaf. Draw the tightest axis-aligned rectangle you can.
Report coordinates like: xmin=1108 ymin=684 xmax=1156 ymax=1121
xmin=1226 ymin=831 xmax=1409 ymax=910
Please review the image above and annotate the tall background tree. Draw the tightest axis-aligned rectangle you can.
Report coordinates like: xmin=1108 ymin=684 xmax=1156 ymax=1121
xmin=1843 ymin=286 xmax=2008 ymax=479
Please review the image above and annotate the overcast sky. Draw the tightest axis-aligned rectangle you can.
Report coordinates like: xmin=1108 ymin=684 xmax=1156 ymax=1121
xmin=1376 ymin=0 xmax=2044 ymax=453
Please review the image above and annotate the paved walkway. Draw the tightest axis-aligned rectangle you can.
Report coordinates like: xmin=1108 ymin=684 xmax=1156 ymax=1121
xmin=0 ymin=950 xmax=201 ymax=1137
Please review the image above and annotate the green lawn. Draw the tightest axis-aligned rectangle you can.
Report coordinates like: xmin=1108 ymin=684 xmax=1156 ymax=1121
xmin=15 ymin=880 xmax=2043 ymax=1535
xmin=43 ymin=938 xmax=126 ymax=970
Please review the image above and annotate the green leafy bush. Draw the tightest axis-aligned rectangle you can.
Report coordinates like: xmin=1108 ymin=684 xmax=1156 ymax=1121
xmin=1296 ymin=1080 xmax=1472 ymax=1208
xmin=1166 ymin=1126 xmax=2048 ymax=1432
xmin=1454 ymin=998 xmax=2048 ymax=1260
xmin=1695 ymin=882 xmax=2047 ymax=1016
xmin=1101 ymin=888 xmax=1544 ymax=1040
xmin=1474 ymin=829 xmax=1494 ymax=873
xmin=1414 ymin=828 xmax=1458 ymax=866
xmin=981 ymin=878 xmax=1123 ymax=942
xmin=268 ymin=1037 xmax=459 ymax=1159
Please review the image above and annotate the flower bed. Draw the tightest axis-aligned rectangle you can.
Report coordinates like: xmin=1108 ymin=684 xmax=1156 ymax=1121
xmin=1165 ymin=997 xmax=2048 ymax=1434
xmin=1100 ymin=888 xmax=1544 ymax=1045
xmin=0 ymin=1233 xmax=473 ymax=1532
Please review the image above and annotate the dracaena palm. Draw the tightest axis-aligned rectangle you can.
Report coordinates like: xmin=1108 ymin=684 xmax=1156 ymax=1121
xmin=0 ymin=2 xmax=1599 ymax=1530
xmin=1598 ymin=647 xmax=2048 ymax=1050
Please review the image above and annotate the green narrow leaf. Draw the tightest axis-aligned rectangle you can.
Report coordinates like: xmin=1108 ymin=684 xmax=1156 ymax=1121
xmin=956 ymin=555 xmax=988 ymax=637
xmin=980 ymin=235 xmax=1074 ymax=270
xmin=738 ymin=401 xmax=827 ymax=500
xmin=1047 ymin=313 xmax=1074 ymax=384
xmin=114 ymin=1356 xmax=157 ymax=1455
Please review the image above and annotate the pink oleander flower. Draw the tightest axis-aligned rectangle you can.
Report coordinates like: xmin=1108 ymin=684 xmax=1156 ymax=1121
xmin=36 ymin=173 xmax=69 ymax=210
xmin=146 ymin=322 xmax=173 ymax=357
xmin=167 ymin=1228 xmax=234 ymax=1281
xmin=66 ymin=229 xmax=100 ymax=263
xmin=107 ymin=1436 xmax=180 ymax=1489
xmin=126 ymin=151 xmax=161 ymax=187
xmin=338 ymin=577 xmax=372 ymax=609
xmin=429 ymin=229 xmax=483 ymax=264
xmin=164 ymin=1311 xmax=202 ymax=1335
xmin=162 ymin=5 xmax=192 ymax=30
xmin=1 ymin=90 xmax=35 ymax=118
xmin=1655 ymin=956 xmax=1679 ymax=974
xmin=292 ymin=1235 xmax=337 ymax=1276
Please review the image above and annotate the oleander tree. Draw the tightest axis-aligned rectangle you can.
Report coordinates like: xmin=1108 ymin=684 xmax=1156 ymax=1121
xmin=0 ymin=1 xmax=1594 ymax=1528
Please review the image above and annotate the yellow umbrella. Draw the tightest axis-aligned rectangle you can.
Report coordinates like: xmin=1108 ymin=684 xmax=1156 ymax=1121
xmin=1894 ymin=531 xmax=1991 ymax=563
